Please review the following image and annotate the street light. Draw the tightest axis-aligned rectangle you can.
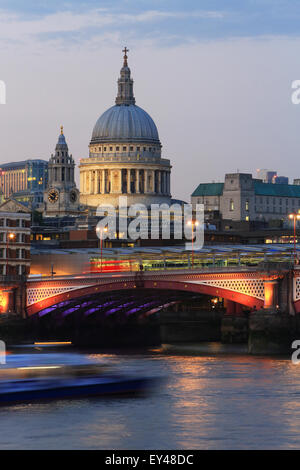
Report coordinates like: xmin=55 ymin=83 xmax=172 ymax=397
xmin=6 ymin=232 xmax=16 ymax=275
xmin=187 ymin=219 xmax=199 ymax=269
xmin=96 ymin=226 xmax=108 ymax=272
xmin=289 ymin=212 xmax=300 ymax=265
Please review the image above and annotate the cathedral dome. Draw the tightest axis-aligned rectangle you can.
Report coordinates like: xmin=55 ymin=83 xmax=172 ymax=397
xmin=91 ymin=104 xmax=160 ymax=145
xmin=90 ymin=47 xmax=161 ymax=147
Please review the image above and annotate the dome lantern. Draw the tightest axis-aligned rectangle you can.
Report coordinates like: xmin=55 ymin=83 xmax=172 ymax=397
xmin=115 ymin=47 xmax=136 ymax=106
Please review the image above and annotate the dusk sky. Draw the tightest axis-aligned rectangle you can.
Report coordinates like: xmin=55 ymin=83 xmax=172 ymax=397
xmin=1 ymin=0 xmax=300 ymax=201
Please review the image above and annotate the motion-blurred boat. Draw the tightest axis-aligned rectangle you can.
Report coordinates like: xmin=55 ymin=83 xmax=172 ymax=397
xmin=0 ymin=354 xmax=157 ymax=405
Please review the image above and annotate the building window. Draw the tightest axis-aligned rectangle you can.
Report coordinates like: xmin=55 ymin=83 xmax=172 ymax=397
xmin=104 ymin=147 xmax=106 ymax=151
xmin=109 ymin=147 xmax=113 ymax=151
xmin=130 ymin=146 xmax=133 ymax=151
xmin=123 ymin=146 xmax=126 ymax=151
xmin=230 ymin=199 xmax=234 ymax=211
xmin=116 ymin=146 xmax=119 ymax=151
xmin=245 ymin=216 xmax=249 ymax=221
xmin=245 ymin=200 xmax=249 ymax=211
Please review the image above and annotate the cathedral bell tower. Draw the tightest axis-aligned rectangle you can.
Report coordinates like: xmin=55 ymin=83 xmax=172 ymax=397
xmin=43 ymin=126 xmax=80 ymax=217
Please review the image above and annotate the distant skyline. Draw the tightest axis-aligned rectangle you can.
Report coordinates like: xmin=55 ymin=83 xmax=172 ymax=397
xmin=1 ymin=1 xmax=300 ymax=201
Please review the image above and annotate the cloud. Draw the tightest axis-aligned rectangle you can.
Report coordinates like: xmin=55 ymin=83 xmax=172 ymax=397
xmin=0 ymin=8 xmax=224 ymax=48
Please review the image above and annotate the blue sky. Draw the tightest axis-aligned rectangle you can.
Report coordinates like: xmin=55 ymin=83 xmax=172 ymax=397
xmin=1 ymin=0 xmax=300 ymax=46
xmin=1 ymin=1 xmax=300 ymax=200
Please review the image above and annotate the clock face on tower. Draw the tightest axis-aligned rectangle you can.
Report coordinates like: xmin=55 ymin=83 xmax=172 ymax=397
xmin=70 ymin=190 xmax=77 ymax=203
xmin=48 ymin=188 xmax=59 ymax=204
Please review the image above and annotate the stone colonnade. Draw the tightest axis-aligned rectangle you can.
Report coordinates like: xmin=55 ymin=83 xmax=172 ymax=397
xmin=80 ymin=168 xmax=171 ymax=195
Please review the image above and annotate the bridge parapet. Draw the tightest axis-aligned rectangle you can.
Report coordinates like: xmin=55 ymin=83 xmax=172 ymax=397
xmin=25 ymin=266 xmax=294 ymax=317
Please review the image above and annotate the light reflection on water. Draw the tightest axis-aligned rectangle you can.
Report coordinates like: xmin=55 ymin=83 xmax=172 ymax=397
xmin=0 ymin=349 xmax=300 ymax=449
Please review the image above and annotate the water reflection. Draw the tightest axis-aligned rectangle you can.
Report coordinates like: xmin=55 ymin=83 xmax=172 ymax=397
xmin=0 ymin=350 xmax=300 ymax=449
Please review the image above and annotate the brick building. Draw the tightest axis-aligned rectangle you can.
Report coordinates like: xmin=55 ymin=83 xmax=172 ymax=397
xmin=0 ymin=199 xmax=31 ymax=276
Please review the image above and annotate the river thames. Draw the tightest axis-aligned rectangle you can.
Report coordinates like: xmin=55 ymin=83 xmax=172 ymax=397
xmin=0 ymin=347 xmax=299 ymax=450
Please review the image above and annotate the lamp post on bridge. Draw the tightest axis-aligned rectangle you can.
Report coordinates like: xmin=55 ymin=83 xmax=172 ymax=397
xmin=289 ymin=212 xmax=300 ymax=265
xmin=96 ymin=226 xmax=108 ymax=273
xmin=187 ymin=219 xmax=199 ymax=269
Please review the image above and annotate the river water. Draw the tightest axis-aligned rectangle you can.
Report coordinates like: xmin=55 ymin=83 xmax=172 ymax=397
xmin=0 ymin=345 xmax=299 ymax=450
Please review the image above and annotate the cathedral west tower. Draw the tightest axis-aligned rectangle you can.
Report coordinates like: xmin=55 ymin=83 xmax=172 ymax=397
xmin=43 ymin=127 xmax=80 ymax=217
xmin=79 ymin=48 xmax=172 ymax=208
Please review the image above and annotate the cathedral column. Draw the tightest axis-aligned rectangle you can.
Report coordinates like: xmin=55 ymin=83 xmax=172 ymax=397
xmin=144 ymin=170 xmax=148 ymax=193
xmin=99 ymin=170 xmax=102 ymax=193
xmin=89 ymin=171 xmax=93 ymax=194
xmin=119 ymin=169 xmax=122 ymax=193
xmin=158 ymin=171 xmax=161 ymax=194
xmin=95 ymin=170 xmax=98 ymax=194
xmin=93 ymin=171 xmax=98 ymax=194
xmin=136 ymin=169 xmax=140 ymax=193
xmin=127 ymin=169 xmax=131 ymax=194
xmin=151 ymin=170 xmax=155 ymax=193
xmin=161 ymin=171 xmax=165 ymax=194
xmin=84 ymin=171 xmax=88 ymax=194
xmin=80 ymin=171 xmax=84 ymax=194
xmin=102 ymin=170 xmax=105 ymax=194
xmin=108 ymin=170 xmax=112 ymax=193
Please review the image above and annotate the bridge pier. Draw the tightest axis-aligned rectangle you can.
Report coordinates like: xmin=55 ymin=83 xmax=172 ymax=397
xmin=224 ymin=300 xmax=244 ymax=316
xmin=248 ymin=312 xmax=298 ymax=355
xmin=221 ymin=300 xmax=248 ymax=344
xmin=263 ymin=279 xmax=278 ymax=310
xmin=160 ymin=309 xmax=223 ymax=344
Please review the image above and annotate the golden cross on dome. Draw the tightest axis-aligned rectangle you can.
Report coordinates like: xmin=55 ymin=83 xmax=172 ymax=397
xmin=122 ymin=47 xmax=129 ymax=66
xmin=60 ymin=125 xmax=64 ymax=135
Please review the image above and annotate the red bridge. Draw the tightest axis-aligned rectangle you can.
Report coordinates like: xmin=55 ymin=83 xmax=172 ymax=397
xmin=25 ymin=264 xmax=300 ymax=319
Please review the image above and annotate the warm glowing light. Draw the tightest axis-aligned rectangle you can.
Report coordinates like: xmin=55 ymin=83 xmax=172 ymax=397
xmin=17 ymin=366 xmax=62 ymax=370
xmin=8 ymin=233 xmax=15 ymax=240
xmin=187 ymin=220 xmax=199 ymax=227
xmin=0 ymin=291 xmax=8 ymax=313
xmin=289 ymin=213 xmax=300 ymax=220
xmin=34 ymin=341 xmax=72 ymax=346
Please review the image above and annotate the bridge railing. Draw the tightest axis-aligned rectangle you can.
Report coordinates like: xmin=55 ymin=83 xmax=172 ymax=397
xmin=25 ymin=263 xmax=292 ymax=283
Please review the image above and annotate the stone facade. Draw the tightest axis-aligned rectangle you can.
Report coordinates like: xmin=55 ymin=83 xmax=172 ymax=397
xmin=0 ymin=198 xmax=31 ymax=276
xmin=192 ymin=172 xmax=300 ymax=222
xmin=43 ymin=127 xmax=80 ymax=217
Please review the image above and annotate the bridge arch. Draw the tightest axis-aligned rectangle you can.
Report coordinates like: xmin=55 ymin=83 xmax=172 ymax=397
xmin=26 ymin=279 xmax=264 ymax=318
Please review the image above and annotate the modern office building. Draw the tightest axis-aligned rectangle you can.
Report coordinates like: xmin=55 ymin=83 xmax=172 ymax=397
xmin=256 ymin=169 xmax=277 ymax=184
xmin=0 ymin=159 xmax=48 ymax=208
